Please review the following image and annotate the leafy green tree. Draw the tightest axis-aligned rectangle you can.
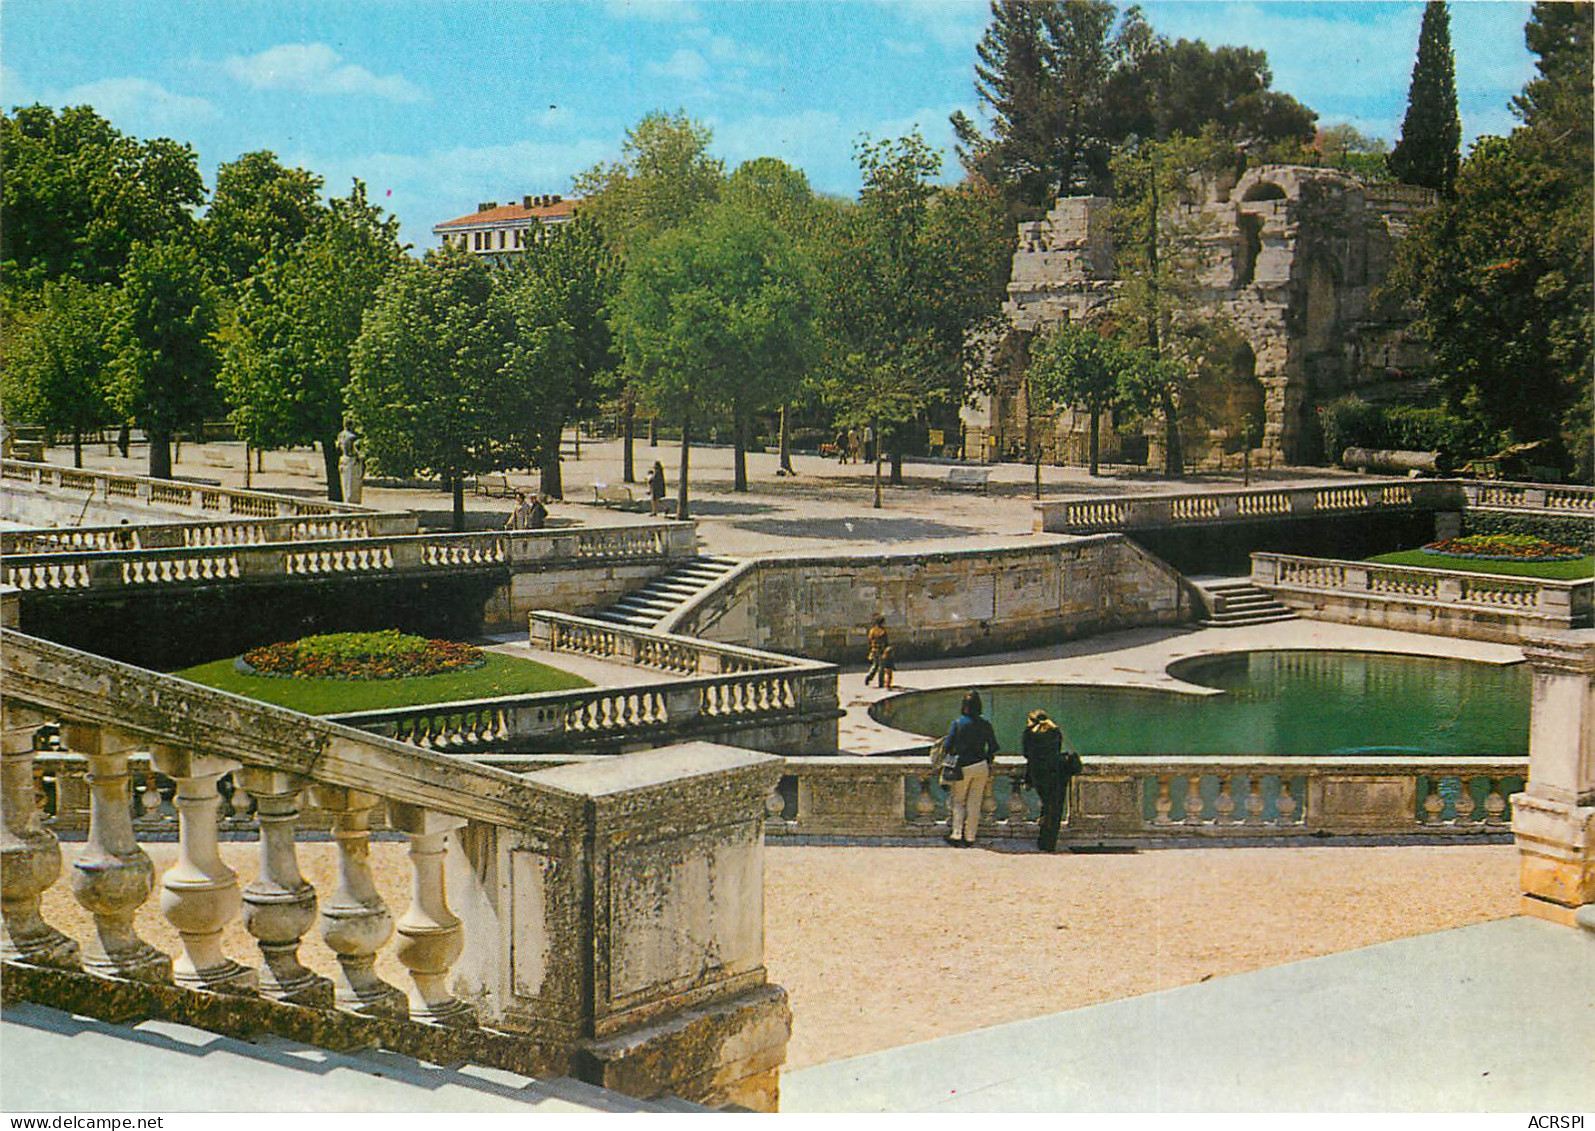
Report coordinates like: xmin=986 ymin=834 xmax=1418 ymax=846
xmin=105 ymin=239 xmax=221 ymax=479
xmin=1 ymin=279 xmax=115 ymax=466
xmin=611 ymin=203 xmax=812 ymax=515
xmin=815 ymin=133 xmax=1010 ymax=506
xmin=1386 ymin=2 xmax=1592 ymax=478
xmin=499 ymin=217 xmax=620 ymax=500
xmin=1317 ymin=123 xmax=1390 ymax=181
xmin=217 ymin=182 xmax=404 ymax=498
xmin=348 ymin=246 xmax=530 ymax=530
xmin=1388 ymin=1 xmax=1461 ymax=196
xmin=204 ymin=151 xmax=327 ymax=291
xmin=572 ymin=111 xmax=724 ymax=258
xmin=1 ymin=105 xmax=204 ymax=294
xmin=1026 ymin=319 xmax=1129 ymax=476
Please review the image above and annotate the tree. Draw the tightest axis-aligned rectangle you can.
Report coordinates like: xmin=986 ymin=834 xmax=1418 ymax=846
xmin=1317 ymin=123 xmax=1390 ymax=180
xmin=815 ymin=133 xmax=1010 ymax=506
xmin=1385 ymin=3 xmax=1592 ymax=479
xmin=500 ymin=216 xmax=620 ymax=500
xmin=204 ymin=151 xmax=327 ymax=291
xmin=1388 ymin=1 xmax=1461 ymax=196
xmin=1026 ymin=319 xmax=1129 ymax=476
xmin=217 ymin=181 xmax=404 ymax=498
xmin=611 ymin=203 xmax=812 ymax=516
xmin=348 ymin=247 xmax=531 ymax=530
xmin=1 ymin=105 xmax=204 ymax=295
xmin=105 ymin=239 xmax=221 ymax=479
xmin=1 ymin=279 xmax=114 ymax=466
xmin=572 ymin=111 xmax=724 ymax=258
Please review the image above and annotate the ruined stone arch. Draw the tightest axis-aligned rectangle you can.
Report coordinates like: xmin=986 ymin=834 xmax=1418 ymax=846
xmin=1242 ymin=181 xmax=1288 ymax=203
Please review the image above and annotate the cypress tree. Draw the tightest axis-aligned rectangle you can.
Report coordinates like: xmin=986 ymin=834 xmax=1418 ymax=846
xmin=1388 ymin=1 xmax=1461 ymax=195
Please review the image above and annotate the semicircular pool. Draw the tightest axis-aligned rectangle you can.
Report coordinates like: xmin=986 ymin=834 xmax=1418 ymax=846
xmin=869 ymin=650 xmax=1528 ymax=758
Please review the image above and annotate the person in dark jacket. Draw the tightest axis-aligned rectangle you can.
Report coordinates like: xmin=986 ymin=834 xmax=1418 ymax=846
xmin=1022 ymin=709 xmax=1070 ymax=852
xmin=943 ymin=690 xmax=1000 ymax=846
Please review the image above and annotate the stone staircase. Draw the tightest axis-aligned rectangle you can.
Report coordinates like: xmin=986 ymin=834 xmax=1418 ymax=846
xmin=0 ymin=1002 xmax=708 ymax=1113
xmin=591 ymin=554 xmax=740 ymax=629
xmin=1196 ymin=578 xmax=1296 ymax=628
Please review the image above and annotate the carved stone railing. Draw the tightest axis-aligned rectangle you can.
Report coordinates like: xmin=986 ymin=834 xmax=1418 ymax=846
xmin=1459 ymin=481 xmax=1595 ymax=516
xmin=1 ymin=459 xmax=368 ymax=521
xmin=331 ymin=618 xmax=840 ymax=758
xmin=0 ymin=629 xmax=789 ymax=1109
xmin=762 ymin=755 xmax=1526 ymax=841
xmin=1035 ymin=479 xmax=1448 ymax=534
xmin=2 ymin=524 xmax=698 ymax=595
xmin=1 ymin=512 xmax=417 ymax=555
xmin=1253 ymin=552 xmax=1593 ymax=638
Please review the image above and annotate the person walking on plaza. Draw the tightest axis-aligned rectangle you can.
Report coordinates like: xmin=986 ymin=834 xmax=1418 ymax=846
xmin=834 ymin=428 xmax=849 ymax=464
xmin=847 ymin=428 xmax=862 ymax=464
xmin=943 ymin=690 xmax=999 ymax=846
xmin=1021 ymin=709 xmax=1071 ymax=852
xmin=503 ymin=491 xmax=546 ymax=530
xmin=864 ymin=614 xmax=893 ymax=688
xmin=647 ymin=461 xmax=667 ymax=516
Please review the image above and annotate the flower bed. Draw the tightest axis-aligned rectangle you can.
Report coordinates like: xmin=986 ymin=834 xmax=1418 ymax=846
xmin=1422 ymin=533 xmax=1581 ymax=562
xmin=239 ymin=630 xmax=485 ymax=680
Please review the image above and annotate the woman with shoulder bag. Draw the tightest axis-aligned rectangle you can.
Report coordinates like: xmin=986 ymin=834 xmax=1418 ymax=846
xmin=942 ymin=690 xmax=1000 ymax=846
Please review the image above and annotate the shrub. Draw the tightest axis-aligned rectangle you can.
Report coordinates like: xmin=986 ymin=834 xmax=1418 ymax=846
xmin=1464 ymin=511 xmax=1595 ymax=553
xmin=1424 ymin=533 xmax=1581 ymax=561
xmin=241 ymin=630 xmax=484 ymax=680
xmin=1319 ymin=396 xmax=1493 ymax=467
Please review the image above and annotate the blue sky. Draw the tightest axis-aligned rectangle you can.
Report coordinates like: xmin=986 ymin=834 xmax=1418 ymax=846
xmin=2 ymin=1 xmax=1537 ymax=249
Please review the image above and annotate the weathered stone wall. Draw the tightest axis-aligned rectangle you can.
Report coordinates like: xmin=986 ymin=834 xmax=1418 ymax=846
xmin=668 ymin=535 xmax=1188 ymax=662
xmin=971 ymin=166 xmax=1436 ymax=467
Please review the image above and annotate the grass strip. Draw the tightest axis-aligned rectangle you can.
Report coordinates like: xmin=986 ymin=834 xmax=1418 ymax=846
xmin=1366 ymin=549 xmax=1595 ymax=580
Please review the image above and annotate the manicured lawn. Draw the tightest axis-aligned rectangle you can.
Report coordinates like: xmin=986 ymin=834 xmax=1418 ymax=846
xmin=1367 ymin=549 xmax=1595 ymax=580
xmin=175 ymin=652 xmax=590 ymax=715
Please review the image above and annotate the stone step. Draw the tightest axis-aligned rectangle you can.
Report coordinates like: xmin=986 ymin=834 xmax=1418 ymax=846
xmin=1198 ymin=611 xmax=1298 ymax=628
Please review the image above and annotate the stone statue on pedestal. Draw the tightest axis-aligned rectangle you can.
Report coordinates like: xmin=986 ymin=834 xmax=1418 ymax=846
xmin=337 ymin=425 xmax=364 ymax=504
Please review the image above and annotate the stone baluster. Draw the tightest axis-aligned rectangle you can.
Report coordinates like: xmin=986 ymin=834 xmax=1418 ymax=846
xmin=152 ymin=745 xmax=256 ymax=993
xmin=1212 ymin=775 xmax=1236 ymax=825
xmin=911 ymin=775 xmax=935 ymax=826
xmin=1183 ymin=776 xmax=1205 ymax=825
xmin=312 ymin=785 xmax=405 ymax=1016
xmin=1421 ymin=778 xmax=1446 ymax=825
xmin=1243 ymin=776 xmax=1266 ymax=825
xmin=1 ymin=710 xmax=79 ymax=968
xmin=239 ymin=768 xmax=332 ymax=1006
xmin=1153 ymin=775 xmax=1174 ymax=825
xmin=390 ymin=804 xmax=475 ymax=1026
xmin=981 ymin=781 xmax=999 ymax=831
xmin=61 ymin=723 xmax=171 ymax=982
xmin=1483 ymin=780 xmax=1509 ymax=825
xmin=1454 ymin=775 xmax=1477 ymax=824
xmin=1275 ymin=776 xmax=1299 ymax=825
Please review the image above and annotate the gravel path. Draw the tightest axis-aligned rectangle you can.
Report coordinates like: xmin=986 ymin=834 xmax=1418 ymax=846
xmin=40 ymin=841 xmax=1517 ymax=1075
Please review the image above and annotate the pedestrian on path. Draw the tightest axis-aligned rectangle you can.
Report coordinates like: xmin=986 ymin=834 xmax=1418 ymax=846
xmin=1021 ymin=709 xmax=1070 ymax=852
xmin=865 ymin=614 xmax=892 ymax=688
xmin=943 ymin=690 xmax=999 ymax=847
xmin=648 ymin=461 xmax=667 ymax=516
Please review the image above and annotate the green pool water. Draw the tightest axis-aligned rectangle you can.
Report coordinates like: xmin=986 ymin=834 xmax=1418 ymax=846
xmin=871 ymin=650 xmax=1529 ymax=758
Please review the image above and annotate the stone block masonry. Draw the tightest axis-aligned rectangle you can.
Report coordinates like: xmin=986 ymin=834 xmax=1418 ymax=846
xmin=666 ymin=534 xmax=1187 ymax=663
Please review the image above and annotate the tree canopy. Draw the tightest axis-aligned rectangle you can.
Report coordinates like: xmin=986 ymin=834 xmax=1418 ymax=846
xmin=572 ymin=110 xmax=724 ymax=257
xmin=1 ymin=278 xmax=115 ymax=464
xmin=1388 ymin=1 xmax=1461 ymax=196
xmin=204 ymin=151 xmax=328 ymax=291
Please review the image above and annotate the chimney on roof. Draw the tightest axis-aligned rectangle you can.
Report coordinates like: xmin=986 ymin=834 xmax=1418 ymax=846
xmin=478 ymin=201 xmax=497 ymax=212
xmin=523 ymin=194 xmax=533 ymax=208
xmin=551 ymin=194 xmax=562 ymax=204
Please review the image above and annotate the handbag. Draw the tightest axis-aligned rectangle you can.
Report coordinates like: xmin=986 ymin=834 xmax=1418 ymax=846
xmin=928 ymin=736 xmax=951 ymax=771
xmin=939 ymin=760 xmax=964 ymax=785
xmin=1065 ymin=749 xmax=1084 ymax=776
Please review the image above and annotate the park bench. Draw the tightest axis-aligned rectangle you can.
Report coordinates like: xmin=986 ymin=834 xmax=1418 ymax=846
xmin=944 ymin=466 xmax=992 ymax=493
xmin=475 ymin=472 xmax=515 ymax=498
xmin=593 ymin=482 xmax=636 ymax=508
xmin=283 ymin=455 xmax=317 ymax=477
xmin=201 ymin=447 xmax=231 ymax=469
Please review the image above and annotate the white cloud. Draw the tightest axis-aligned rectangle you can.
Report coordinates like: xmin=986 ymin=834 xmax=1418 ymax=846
xmin=223 ymin=43 xmax=424 ymax=103
xmin=59 ymin=77 xmax=219 ymax=133
xmin=877 ymin=0 xmax=987 ymax=51
xmin=647 ymin=48 xmax=711 ymax=83
xmin=604 ymin=0 xmax=701 ymax=22
xmin=684 ymin=27 xmax=772 ymax=68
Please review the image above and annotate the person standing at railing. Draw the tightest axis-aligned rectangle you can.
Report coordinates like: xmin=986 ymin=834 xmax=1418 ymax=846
xmin=1021 ymin=709 xmax=1076 ymax=853
xmin=942 ymin=690 xmax=999 ymax=847
xmin=648 ymin=461 xmax=667 ymax=516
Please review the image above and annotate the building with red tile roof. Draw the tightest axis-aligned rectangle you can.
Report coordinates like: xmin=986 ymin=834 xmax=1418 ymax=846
xmin=432 ymin=193 xmax=580 ymax=255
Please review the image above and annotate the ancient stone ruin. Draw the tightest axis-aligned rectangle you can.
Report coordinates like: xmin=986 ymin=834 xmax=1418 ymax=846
xmin=964 ymin=165 xmax=1438 ymax=468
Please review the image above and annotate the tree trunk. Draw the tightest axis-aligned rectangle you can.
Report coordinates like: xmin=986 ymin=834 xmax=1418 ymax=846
xmin=116 ymin=422 xmax=130 ymax=458
xmin=1161 ymin=390 xmax=1183 ymax=477
xmin=257 ymin=447 xmax=264 ymax=472
xmin=148 ymin=430 xmax=172 ymax=479
xmin=649 ymin=416 xmax=657 ymax=447
xmin=244 ymin=444 xmax=252 ymax=489
xmin=676 ymin=409 xmax=691 ymax=521
xmin=1034 ymin=453 xmax=1042 ymax=500
xmin=321 ymin=436 xmax=344 ymax=503
xmin=539 ymin=434 xmax=564 ymax=500
xmin=778 ymin=405 xmax=793 ymax=474
xmin=732 ymin=403 xmax=748 ymax=493
xmin=1089 ymin=410 xmax=1101 ymax=477
xmin=72 ymin=429 xmax=82 ymax=469
xmin=872 ymin=420 xmax=883 ymax=509
xmin=622 ymin=401 xmax=635 ymax=483
xmin=889 ymin=439 xmax=903 ymax=486
xmin=451 ymin=474 xmax=465 ymax=532
xmin=572 ymin=424 xmax=580 ymax=460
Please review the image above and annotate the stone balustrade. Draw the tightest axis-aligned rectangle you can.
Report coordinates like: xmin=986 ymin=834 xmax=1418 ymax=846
xmin=1035 ymin=479 xmax=1448 ymax=534
xmin=1 ymin=458 xmax=369 ymax=524
xmin=763 ymin=755 xmax=1527 ymax=841
xmin=332 ymin=619 xmax=840 ymax=758
xmin=1460 ymin=481 xmax=1595 ymax=516
xmin=1 ymin=524 xmax=698 ymax=596
xmin=1253 ymin=552 xmax=1593 ymax=642
xmin=1 ymin=512 xmax=417 ymax=555
xmin=0 ymin=628 xmax=790 ymax=1109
